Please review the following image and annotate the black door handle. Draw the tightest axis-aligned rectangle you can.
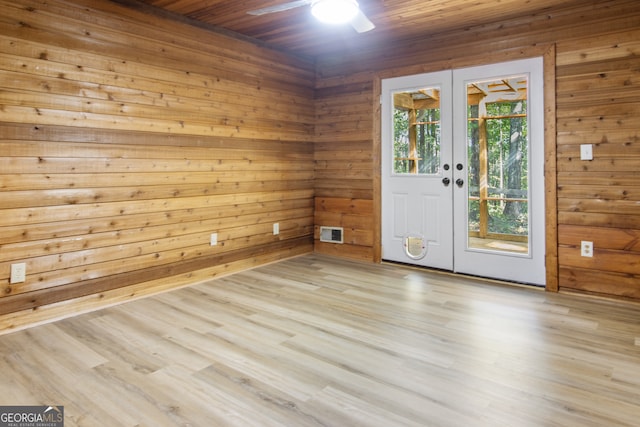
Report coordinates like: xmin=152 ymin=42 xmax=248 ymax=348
xmin=442 ymin=177 xmax=451 ymax=186
xmin=456 ymin=178 xmax=464 ymax=187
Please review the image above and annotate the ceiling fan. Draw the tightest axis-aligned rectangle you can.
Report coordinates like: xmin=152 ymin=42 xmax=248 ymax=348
xmin=247 ymin=0 xmax=375 ymax=33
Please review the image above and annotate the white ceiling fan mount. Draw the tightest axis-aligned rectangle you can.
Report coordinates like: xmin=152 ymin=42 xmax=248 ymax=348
xmin=247 ymin=0 xmax=375 ymax=33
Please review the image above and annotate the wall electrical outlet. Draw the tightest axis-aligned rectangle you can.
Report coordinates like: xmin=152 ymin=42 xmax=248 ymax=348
xmin=273 ymin=223 xmax=279 ymax=235
xmin=581 ymin=241 xmax=593 ymax=257
xmin=10 ymin=263 xmax=26 ymax=284
xmin=210 ymin=232 xmax=218 ymax=246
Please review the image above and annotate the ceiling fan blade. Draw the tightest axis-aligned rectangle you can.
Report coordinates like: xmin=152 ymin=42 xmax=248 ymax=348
xmin=247 ymin=0 xmax=313 ymax=16
xmin=350 ymin=9 xmax=375 ymax=33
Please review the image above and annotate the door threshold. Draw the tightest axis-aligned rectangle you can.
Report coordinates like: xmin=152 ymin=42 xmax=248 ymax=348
xmin=381 ymin=259 xmax=545 ymax=290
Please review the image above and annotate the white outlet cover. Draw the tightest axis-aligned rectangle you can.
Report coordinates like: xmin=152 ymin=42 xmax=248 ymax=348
xmin=273 ymin=223 xmax=279 ymax=235
xmin=210 ymin=233 xmax=218 ymax=246
xmin=581 ymin=241 xmax=593 ymax=257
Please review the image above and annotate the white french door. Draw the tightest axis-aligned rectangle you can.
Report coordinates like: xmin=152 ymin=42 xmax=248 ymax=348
xmin=381 ymin=57 xmax=546 ymax=286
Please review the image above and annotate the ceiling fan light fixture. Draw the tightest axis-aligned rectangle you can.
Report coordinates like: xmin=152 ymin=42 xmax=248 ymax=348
xmin=311 ymin=0 xmax=360 ymax=25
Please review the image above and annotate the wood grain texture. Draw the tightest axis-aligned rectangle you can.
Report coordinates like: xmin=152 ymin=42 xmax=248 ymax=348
xmin=0 ymin=0 xmax=315 ymax=314
xmin=314 ymin=0 xmax=640 ymax=299
xmin=1 ymin=254 xmax=639 ymax=426
xmin=130 ymin=0 xmax=615 ymax=59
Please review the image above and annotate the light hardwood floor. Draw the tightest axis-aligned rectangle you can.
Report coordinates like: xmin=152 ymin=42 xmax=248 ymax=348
xmin=1 ymin=254 xmax=639 ymax=426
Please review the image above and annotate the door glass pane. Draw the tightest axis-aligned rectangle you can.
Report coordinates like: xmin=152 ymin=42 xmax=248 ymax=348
xmin=466 ymin=75 xmax=529 ymax=254
xmin=392 ymin=88 xmax=441 ymax=175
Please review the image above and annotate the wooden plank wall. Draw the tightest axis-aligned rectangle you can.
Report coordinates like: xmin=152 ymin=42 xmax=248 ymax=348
xmin=315 ymin=81 xmax=376 ymax=261
xmin=314 ymin=0 xmax=640 ymax=299
xmin=0 ymin=0 xmax=315 ymax=324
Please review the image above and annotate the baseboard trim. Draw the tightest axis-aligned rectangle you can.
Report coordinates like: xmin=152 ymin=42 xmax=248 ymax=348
xmin=0 ymin=245 xmax=311 ymax=335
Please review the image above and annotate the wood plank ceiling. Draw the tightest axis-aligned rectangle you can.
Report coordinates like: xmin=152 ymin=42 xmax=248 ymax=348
xmin=123 ymin=0 xmax=588 ymax=58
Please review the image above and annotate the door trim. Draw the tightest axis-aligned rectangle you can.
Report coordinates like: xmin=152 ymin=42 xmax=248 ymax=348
xmin=373 ymin=44 xmax=558 ymax=291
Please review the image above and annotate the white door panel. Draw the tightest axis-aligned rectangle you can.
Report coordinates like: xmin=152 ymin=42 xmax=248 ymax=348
xmin=391 ymin=193 xmax=408 ymax=238
xmin=384 ymin=187 xmax=453 ymax=270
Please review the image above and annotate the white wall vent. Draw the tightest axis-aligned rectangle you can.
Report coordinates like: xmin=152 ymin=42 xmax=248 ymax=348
xmin=319 ymin=226 xmax=343 ymax=244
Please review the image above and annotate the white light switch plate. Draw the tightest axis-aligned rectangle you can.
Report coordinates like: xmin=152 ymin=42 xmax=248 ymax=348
xmin=10 ymin=263 xmax=26 ymax=284
xmin=580 ymin=144 xmax=593 ymax=160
